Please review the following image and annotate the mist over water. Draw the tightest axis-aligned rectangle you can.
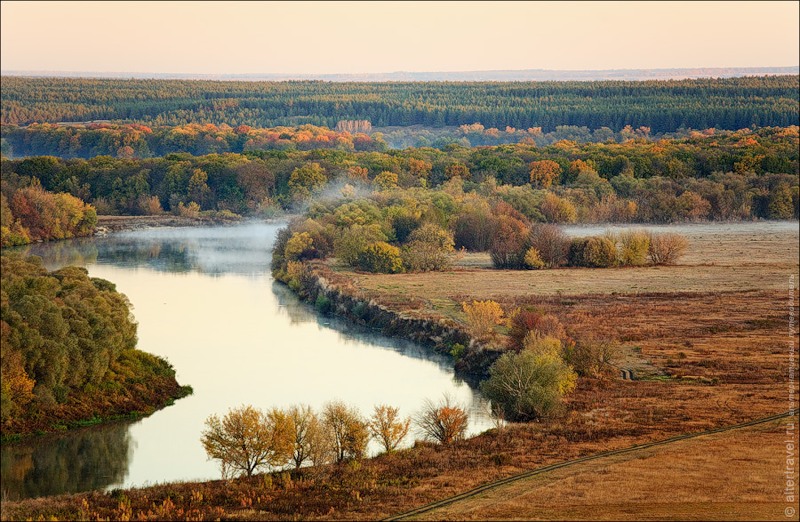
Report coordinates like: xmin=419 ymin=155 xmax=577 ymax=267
xmin=2 ymin=221 xmax=493 ymax=500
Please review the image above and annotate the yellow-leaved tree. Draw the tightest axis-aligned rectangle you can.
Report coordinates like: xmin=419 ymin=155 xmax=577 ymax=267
xmin=461 ymin=300 xmax=505 ymax=342
xmin=201 ymin=405 xmax=294 ymax=478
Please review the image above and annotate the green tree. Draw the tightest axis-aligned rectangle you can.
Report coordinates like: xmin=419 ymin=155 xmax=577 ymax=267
xmin=480 ymin=346 xmax=577 ymax=422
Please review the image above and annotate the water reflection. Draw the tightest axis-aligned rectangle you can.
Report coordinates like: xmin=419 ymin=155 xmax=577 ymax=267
xmin=1 ymin=422 xmax=133 ymax=501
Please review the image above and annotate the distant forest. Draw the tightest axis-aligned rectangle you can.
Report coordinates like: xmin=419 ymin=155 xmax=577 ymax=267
xmin=1 ymin=76 xmax=797 ymax=132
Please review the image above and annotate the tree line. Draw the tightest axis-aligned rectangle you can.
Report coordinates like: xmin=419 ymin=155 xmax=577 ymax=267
xmin=1 ymin=126 xmax=797 ymax=232
xmin=200 ymin=397 xmax=468 ymax=479
xmin=2 ymin=76 xmax=797 ymax=133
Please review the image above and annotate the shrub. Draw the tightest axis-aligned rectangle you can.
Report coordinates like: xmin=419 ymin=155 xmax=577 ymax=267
xmin=582 ymin=236 xmax=617 ymax=267
xmin=509 ymin=310 xmax=569 ymax=351
xmin=401 ymin=223 xmax=455 ymax=272
xmin=528 ymin=224 xmax=570 ymax=267
xmin=480 ymin=349 xmax=577 ymax=422
xmin=523 ymin=332 xmax=563 ymax=357
xmin=523 ymin=247 xmax=546 ymax=269
xmin=563 ymin=337 xmax=621 ymax=378
xmin=567 ymin=238 xmax=589 ymax=267
xmin=449 ymin=343 xmax=466 ymax=361
xmin=618 ymin=229 xmax=650 ymax=266
xmin=462 ymin=300 xmax=504 ymax=342
xmin=648 ymin=232 xmax=688 ymax=265
xmin=315 ymin=293 xmax=333 ymax=315
xmin=356 ymin=242 xmax=404 ymax=273
xmin=567 ymin=236 xmax=617 ymax=267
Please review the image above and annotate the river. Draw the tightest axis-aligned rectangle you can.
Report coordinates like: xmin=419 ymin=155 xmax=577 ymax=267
xmin=1 ymin=221 xmax=494 ymax=500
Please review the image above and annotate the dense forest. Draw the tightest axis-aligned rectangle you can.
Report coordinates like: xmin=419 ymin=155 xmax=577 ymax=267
xmin=1 ymin=76 xmax=797 ymax=132
xmin=1 ymin=126 xmax=796 ymax=243
xmin=0 ymin=255 xmax=191 ymax=435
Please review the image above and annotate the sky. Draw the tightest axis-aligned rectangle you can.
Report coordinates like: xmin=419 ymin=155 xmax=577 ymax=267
xmin=1 ymin=1 xmax=798 ymax=74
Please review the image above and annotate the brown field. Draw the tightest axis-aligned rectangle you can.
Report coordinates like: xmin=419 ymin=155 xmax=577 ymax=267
xmin=2 ymin=224 xmax=797 ymax=520
xmin=410 ymin=417 xmax=798 ymax=521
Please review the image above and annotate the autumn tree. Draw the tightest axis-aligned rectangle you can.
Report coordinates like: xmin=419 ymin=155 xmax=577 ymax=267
xmin=287 ymin=404 xmax=327 ymax=470
xmin=201 ymin=405 xmax=294 ymax=478
xmin=528 ymin=224 xmax=570 ymax=267
xmin=373 ymin=171 xmax=399 ymax=191
xmin=529 ymin=160 xmax=562 ymax=188
xmin=333 ymin=224 xmax=388 ymax=266
xmin=489 ymin=215 xmax=529 ymax=268
xmin=540 ymin=192 xmax=577 ymax=224
xmin=415 ymin=395 xmax=469 ymax=444
xmin=321 ymin=400 xmax=370 ymax=463
xmin=288 ymin=163 xmax=326 ymax=201
xmin=444 ymin=162 xmax=470 ymax=180
xmin=453 ymin=197 xmax=495 ymax=251
xmin=368 ymin=404 xmax=411 ymax=453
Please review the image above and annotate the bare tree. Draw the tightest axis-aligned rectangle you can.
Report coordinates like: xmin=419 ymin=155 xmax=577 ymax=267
xmin=415 ymin=395 xmax=469 ymax=444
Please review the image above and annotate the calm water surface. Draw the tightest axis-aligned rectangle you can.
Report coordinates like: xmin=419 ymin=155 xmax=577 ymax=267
xmin=1 ymin=222 xmax=494 ymax=500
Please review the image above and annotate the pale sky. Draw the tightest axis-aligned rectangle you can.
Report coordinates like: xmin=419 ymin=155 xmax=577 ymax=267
xmin=1 ymin=1 xmax=798 ymax=74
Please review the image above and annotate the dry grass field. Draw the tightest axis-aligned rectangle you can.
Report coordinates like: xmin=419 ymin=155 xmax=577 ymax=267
xmin=410 ymin=417 xmax=798 ymax=521
xmin=335 ymin=224 xmax=798 ymax=322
